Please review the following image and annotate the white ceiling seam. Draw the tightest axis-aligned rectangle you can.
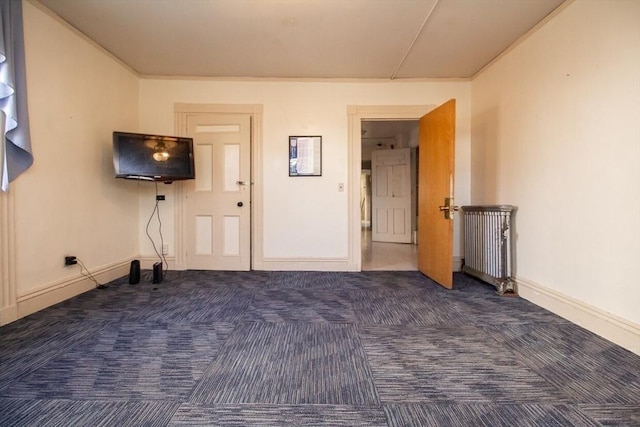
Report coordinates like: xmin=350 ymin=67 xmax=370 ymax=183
xmin=390 ymin=0 xmax=440 ymax=80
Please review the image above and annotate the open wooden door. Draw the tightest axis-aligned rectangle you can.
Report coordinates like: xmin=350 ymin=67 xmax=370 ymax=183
xmin=418 ymin=99 xmax=457 ymax=289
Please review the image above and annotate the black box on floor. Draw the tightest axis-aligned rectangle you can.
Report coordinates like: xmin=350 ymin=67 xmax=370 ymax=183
xmin=129 ymin=260 xmax=140 ymax=284
xmin=152 ymin=262 xmax=163 ymax=284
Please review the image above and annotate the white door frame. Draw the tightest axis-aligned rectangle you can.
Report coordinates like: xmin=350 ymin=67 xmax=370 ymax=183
xmin=174 ymin=103 xmax=264 ymax=270
xmin=0 ymin=190 xmax=17 ymax=325
xmin=347 ymin=105 xmax=433 ymax=271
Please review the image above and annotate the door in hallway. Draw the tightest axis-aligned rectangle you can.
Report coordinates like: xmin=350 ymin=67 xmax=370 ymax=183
xmin=184 ymin=113 xmax=251 ymax=270
xmin=371 ymin=148 xmax=412 ymax=243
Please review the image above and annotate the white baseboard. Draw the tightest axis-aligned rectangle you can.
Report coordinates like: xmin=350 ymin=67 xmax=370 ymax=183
xmin=255 ymin=257 xmax=461 ymax=273
xmin=16 ymin=259 xmax=132 ymax=320
xmin=517 ymin=277 xmax=640 ymax=355
xmin=256 ymin=257 xmax=351 ymax=271
xmin=140 ymin=256 xmax=177 ymax=271
xmin=0 ymin=303 xmax=18 ymax=326
xmin=453 ymin=256 xmax=463 ymax=273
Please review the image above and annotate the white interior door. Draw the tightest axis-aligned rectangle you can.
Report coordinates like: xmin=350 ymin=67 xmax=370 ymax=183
xmin=185 ymin=113 xmax=251 ymax=270
xmin=371 ymin=148 xmax=412 ymax=243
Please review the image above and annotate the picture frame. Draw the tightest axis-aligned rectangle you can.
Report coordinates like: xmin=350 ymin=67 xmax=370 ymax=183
xmin=289 ymin=135 xmax=322 ymax=176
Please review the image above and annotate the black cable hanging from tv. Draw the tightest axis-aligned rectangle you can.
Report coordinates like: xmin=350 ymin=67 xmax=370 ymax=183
xmin=145 ymin=182 xmax=168 ymax=284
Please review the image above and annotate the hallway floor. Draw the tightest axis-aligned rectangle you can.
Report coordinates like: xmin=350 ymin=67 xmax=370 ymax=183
xmin=361 ymin=228 xmax=418 ymax=271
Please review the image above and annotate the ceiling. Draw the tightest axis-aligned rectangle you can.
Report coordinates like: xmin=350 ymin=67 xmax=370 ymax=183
xmin=361 ymin=120 xmax=419 ymax=149
xmin=38 ymin=0 xmax=565 ymax=80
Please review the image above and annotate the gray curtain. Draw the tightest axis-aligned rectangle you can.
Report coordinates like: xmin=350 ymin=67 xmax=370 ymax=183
xmin=0 ymin=0 xmax=32 ymax=192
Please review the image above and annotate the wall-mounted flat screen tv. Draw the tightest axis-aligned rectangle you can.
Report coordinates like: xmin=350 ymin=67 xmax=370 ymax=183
xmin=113 ymin=131 xmax=195 ymax=182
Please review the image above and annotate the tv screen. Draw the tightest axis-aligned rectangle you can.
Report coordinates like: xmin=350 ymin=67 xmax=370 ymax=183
xmin=113 ymin=131 xmax=195 ymax=182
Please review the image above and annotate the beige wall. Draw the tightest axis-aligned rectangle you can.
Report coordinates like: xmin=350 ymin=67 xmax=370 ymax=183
xmin=138 ymin=80 xmax=472 ymax=266
xmin=10 ymin=1 xmax=140 ymax=303
xmin=471 ymin=0 xmax=640 ymax=328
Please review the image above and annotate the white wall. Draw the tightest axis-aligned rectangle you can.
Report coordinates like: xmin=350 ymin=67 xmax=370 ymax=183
xmin=138 ymin=79 xmax=471 ymax=266
xmin=471 ymin=0 xmax=640 ymax=333
xmin=10 ymin=1 xmax=140 ymax=307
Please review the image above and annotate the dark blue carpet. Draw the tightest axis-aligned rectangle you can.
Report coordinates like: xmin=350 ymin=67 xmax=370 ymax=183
xmin=0 ymin=271 xmax=638 ymax=426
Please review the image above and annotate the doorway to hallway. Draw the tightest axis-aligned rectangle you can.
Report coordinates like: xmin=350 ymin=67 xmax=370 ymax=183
xmin=360 ymin=119 xmax=419 ymax=271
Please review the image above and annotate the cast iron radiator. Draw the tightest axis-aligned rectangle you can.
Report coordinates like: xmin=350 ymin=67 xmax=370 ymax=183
xmin=461 ymin=205 xmax=517 ymax=295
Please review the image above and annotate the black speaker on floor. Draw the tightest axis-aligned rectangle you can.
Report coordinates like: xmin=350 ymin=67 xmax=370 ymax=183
xmin=129 ymin=260 xmax=140 ymax=284
xmin=152 ymin=262 xmax=163 ymax=284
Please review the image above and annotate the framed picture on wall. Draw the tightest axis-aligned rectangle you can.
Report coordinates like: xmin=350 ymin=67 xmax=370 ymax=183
xmin=289 ymin=136 xmax=322 ymax=176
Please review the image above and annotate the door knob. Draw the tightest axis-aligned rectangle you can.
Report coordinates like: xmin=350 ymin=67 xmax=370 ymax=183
xmin=237 ymin=201 xmax=243 ymax=207
xmin=438 ymin=197 xmax=459 ymax=220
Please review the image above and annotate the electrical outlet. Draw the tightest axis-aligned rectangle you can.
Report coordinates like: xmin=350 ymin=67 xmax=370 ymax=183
xmin=65 ymin=256 xmax=77 ymax=266
xmin=162 ymin=244 xmax=169 ymax=255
